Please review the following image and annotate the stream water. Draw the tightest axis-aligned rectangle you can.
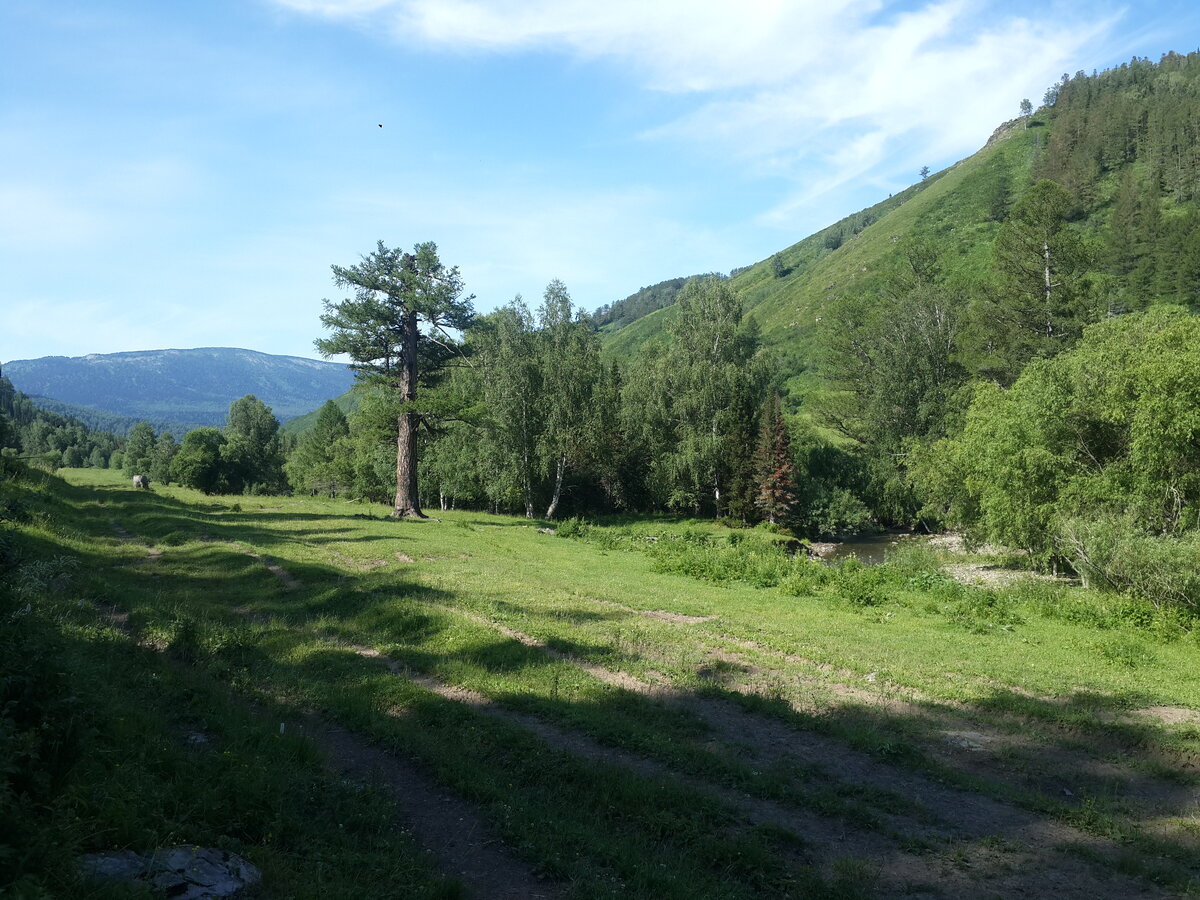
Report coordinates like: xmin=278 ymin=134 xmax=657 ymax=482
xmin=821 ymin=532 xmax=927 ymax=566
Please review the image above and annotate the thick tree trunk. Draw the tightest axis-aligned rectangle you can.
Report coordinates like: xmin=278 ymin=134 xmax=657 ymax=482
xmin=545 ymin=453 xmax=566 ymax=519
xmin=393 ymin=410 xmax=423 ymax=517
xmin=393 ymin=311 xmax=426 ymax=518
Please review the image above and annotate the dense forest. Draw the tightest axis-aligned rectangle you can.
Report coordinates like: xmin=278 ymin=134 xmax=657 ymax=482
xmin=0 ymin=374 xmax=122 ymax=469
xmin=592 ymin=275 xmax=714 ymax=331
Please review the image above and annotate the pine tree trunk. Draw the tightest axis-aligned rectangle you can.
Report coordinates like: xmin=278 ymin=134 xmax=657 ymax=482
xmin=545 ymin=453 xmax=566 ymax=519
xmin=393 ymin=311 xmax=425 ymax=518
xmin=393 ymin=411 xmax=422 ymax=517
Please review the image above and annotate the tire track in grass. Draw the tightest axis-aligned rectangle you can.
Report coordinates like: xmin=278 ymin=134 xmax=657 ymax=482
xmin=338 ymin=640 xmax=919 ymax=889
xmin=280 ymin=710 xmax=563 ymax=900
xmin=571 ymin=591 xmax=1200 ymax=865
xmin=430 ymin=604 xmax=1169 ymax=899
xmin=239 ymin=544 xmax=304 ymax=590
xmin=102 ymin=525 xmax=557 ymax=900
xmin=112 ymin=521 xmax=163 ymax=562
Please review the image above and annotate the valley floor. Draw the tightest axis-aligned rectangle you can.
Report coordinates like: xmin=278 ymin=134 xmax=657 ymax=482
xmin=5 ymin=467 xmax=1200 ymax=898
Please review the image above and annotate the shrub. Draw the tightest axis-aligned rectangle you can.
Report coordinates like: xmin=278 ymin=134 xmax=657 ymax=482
xmin=778 ymin=560 xmax=833 ymax=596
xmin=944 ymin=588 xmax=1024 ymax=634
xmin=555 ymin=517 xmax=591 ymax=539
xmin=1060 ymin=515 xmax=1200 ymax=614
xmin=833 ymin=557 xmax=888 ymax=607
xmin=880 ymin=541 xmax=943 ymax=581
xmin=648 ymin=534 xmax=794 ymax=588
xmin=815 ymin=488 xmax=872 ymax=538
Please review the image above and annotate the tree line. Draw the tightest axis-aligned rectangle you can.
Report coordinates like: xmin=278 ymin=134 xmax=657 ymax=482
xmin=0 ymin=374 xmax=120 ymax=469
xmin=286 ymin=244 xmax=869 ymax=537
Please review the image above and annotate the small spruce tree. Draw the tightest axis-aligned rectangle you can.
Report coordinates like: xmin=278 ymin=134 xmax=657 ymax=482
xmin=752 ymin=393 xmax=797 ymax=525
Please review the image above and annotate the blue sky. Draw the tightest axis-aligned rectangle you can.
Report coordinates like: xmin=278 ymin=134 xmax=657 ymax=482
xmin=2 ymin=0 xmax=1197 ymax=363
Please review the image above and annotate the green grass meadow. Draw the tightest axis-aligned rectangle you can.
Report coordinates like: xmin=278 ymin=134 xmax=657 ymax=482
xmin=4 ymin=466 xmax=1199 ymax=897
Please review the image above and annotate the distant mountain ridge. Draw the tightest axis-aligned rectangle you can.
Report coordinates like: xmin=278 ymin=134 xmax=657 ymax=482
xmin=3 ymin=347 xmax=354 ymax=433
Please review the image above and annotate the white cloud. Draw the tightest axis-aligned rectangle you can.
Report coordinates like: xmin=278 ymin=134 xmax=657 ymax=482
xmin=270 ymin=0 xmax=1123 ymax=230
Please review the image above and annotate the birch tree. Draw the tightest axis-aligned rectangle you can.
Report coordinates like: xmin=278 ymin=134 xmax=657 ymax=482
xmin=537 ymin=280 xmax=601 ymax=519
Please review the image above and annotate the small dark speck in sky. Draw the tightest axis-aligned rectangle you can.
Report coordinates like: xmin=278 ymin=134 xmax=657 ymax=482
xmin=378 ymin=124 xmax=383 ymax=128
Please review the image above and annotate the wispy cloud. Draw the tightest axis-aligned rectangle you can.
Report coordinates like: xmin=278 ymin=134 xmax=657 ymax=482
xmin=270 ymin=0 xmax=1124 ymax=229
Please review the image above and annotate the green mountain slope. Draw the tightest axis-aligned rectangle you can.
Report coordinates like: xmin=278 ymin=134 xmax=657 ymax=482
xmin=280 ymin=388 xmax=360 ymax=437
xmin=603 ymin=51 xmax=1200 ymax=394
xmin=592 ymin=275 xmax=715 ymax=334
xmin=601 ymin=121 xmax=1023 ymax=368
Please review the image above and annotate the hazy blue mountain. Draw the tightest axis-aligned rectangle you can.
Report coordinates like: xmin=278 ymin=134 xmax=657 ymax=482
xmin=3 ymin=347 xmax=354 ymax=432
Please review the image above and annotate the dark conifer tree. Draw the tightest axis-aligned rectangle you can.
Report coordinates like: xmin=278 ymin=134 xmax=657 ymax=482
xmin=752 ymin=393 xmax=797 ymax=525
xmin=316 ymin=241 xmax=474 ymax=518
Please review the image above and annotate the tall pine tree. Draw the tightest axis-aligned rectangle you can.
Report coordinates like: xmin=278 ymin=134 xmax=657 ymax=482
xmin=316 ymin=241 xmax=474 ymax=518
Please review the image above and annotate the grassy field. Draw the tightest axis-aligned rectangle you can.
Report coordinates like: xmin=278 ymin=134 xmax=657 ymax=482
xmin=4 ymin=466 xmax=1199 ymax=897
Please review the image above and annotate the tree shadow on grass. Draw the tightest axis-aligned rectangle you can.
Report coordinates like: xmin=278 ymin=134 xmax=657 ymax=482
xmin=26 ymin=473 xmax=1200 ymax=895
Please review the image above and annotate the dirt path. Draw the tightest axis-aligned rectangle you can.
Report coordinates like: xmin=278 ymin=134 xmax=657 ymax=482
xmin=243 ymin=549 xmax=303 ymax=590
xmin=102 ymin=523 xmax=557 ymax=899
xmin=341 ymin=641 xmax=915 ymax=885
xmin=288 ymin=712 xmax=562 ymax=900
xmin=111 ymin=521 xmax=163 ymax=562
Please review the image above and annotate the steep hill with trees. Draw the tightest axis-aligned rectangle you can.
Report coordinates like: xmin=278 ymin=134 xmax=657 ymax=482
xmin=591 ymin=274 xmax=717 ymax=333
xmin=0 ymin=374 xmax=121 ymax=469
xmin=602 ymin=52 xmax=1200 ymax=401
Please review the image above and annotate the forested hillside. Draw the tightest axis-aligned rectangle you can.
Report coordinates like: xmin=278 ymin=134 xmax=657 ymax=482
xmin=604 ymin=52 xmax=1200 ymax=385
xmin=0 ymin=375 xmax=121 ymax=468
xmin=592 ymin=274 xmax=715 ymax=333
xmin=3 ymin=348 xmax=354 ymax=431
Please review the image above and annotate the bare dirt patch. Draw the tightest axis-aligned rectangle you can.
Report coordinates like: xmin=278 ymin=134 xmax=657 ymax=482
xmin=643 ymin=610 xmax=717 ymax=625
xmin=1136 ymin=706 xmax=1200 ymax=727
xmin=585 ymin=595 xmax=716 ymax=626
xmin=333 ymin=552 xmax=391 ymax=572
